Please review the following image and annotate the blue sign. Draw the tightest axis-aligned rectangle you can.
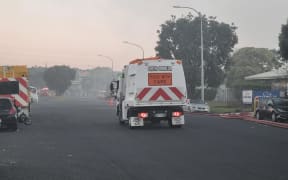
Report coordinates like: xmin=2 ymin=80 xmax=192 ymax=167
xmin=253 ymin=90 xmax=280 ymax=99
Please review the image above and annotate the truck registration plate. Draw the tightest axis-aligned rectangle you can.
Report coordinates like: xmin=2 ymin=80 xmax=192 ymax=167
xmin=154 ymin=113 xmax=167 ymax=117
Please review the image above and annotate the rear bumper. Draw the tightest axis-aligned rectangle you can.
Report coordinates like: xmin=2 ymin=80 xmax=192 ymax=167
xmin=0 ymin=116 xmax=17 ymax=128
xmin=128 ymin=106 xmax=183 ymax=118
xmin=129 ymin=115 xmax=185 ymax=127
xmin=127 ymin=106 xmax=185 ymax=127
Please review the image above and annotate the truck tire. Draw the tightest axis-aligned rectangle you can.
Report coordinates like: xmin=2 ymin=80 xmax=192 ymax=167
xmin=18 ymin=114 xmax=26 ymax=123
xmin=119 ymin=118 xmax=125 ymax=125
xmin=118 ymin=111 xmax=125 ymax=125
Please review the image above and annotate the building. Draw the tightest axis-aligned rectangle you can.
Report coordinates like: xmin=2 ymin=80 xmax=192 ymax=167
xmin=245 ymin=64 xmax=288 ymax=96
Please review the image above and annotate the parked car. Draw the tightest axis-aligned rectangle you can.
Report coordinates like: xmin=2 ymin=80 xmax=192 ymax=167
xmin=39 ymin=87 xmax=48 ymax=96
xmin=185 ymin=99 xmax=210 ymax=113
xmin=0 ymin=97 xmax=18 ymax=130
xmin=255 ymin=97 xmax=288 ymax=122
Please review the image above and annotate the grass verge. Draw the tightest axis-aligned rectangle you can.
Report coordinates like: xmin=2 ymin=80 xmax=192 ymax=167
xmin=208 ymin=101 xmax=252 ymax=114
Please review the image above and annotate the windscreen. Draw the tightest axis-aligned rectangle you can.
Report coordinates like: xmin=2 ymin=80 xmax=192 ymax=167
xmin=0 ymin=81 xmax=19 ymax=95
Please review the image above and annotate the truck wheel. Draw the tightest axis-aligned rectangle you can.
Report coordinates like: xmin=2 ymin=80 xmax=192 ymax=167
xmin=119 ymin=118 xmax=125 ymax=125
xmin=118 ymin=111 xmax=124 ymax=125
xmin=18 ymin=114 xmax=26 ymax=123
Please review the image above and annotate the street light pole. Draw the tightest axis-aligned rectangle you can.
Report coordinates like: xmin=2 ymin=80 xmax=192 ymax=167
xmin=98 ymin=54 xmax=114 ymax=80
xmin=123 ymin=41 xmax=144 ymax=59
xmin=173 ymin=6 xmax=205 ymax=102
xmin=200 ymin=15 xmax=204 ymax=102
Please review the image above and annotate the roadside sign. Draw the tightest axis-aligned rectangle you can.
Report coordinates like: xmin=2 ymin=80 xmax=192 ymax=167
xmin=242 ymin=90 xmax=253 ymax=104
xmin=252 ymin=90 xmax=280 ymax=99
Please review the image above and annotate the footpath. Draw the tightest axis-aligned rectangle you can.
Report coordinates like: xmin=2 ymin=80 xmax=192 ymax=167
xmin=212 ymin=112 xmax=288 ymax=129
xmin=186 ymin=112 xmax=288 ymax=129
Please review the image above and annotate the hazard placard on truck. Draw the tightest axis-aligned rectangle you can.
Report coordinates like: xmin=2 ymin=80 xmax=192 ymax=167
xmin=112 ymin=57 xmax=187 ymax=129
xmin=148 ymin=72 xmax=172 ymax=86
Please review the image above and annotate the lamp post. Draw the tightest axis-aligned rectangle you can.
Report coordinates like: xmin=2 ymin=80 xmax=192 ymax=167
xmin=123 ymin=41 xmax=145 ymax=59
xmin=98 ymin=54 xmax=114 ymax=79
xmin=173 ymin=6 xmax=205 ymax=102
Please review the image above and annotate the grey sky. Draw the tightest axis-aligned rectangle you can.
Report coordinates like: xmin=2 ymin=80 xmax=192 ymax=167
xmin=0 ymin=0 xmax=287 ymax=70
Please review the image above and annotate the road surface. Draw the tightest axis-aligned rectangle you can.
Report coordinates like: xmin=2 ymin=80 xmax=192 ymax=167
xmin=0 ymin=97 xmax=287 ymax=180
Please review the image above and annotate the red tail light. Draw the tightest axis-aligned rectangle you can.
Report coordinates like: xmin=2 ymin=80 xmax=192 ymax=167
xmin=172 ymin=111 xmax=182 ymax=117
xmin=9 ymin=108 xmax=16 ymax=115
xmin=138 ymin=112 xmax=148 ymax=118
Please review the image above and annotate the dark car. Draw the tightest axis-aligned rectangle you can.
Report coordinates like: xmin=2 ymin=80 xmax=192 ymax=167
xmin=0 ymin=97 xmax=18 ymax=130
xmin=255 ymin=97 xmax=288 ymax=122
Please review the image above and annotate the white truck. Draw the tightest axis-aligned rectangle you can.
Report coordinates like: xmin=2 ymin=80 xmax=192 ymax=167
xmin=113 ymin=57 xmax=187 ymax=128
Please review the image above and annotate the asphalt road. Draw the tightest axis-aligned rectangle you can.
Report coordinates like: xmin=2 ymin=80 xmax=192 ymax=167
xmin=0 ymin=97 xmax=288 ymax=180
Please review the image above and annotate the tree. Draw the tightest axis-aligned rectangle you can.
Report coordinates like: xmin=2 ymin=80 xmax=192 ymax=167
xmin=279 ymin=19 xmax=288 ymax=61
xmin=43 ymin=66 xmax=76 ymax=96
xmin=226 ymin=47 xmax=282 ymax=99
xmin=29 ymin=66 xmax=47 ymax=88
xmin=155 ymin=14 xmax=238 ymax=99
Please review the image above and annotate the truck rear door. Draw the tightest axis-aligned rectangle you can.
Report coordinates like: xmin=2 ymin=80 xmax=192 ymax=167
xmin=135 ymin=60 xmax=186 ymax=104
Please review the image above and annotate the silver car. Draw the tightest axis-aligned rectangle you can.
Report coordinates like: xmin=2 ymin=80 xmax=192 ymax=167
xmin=186 ymin=100 xmax=210 ymax=113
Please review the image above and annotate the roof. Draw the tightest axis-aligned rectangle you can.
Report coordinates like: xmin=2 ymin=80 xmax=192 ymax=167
xmin=245 ymin=65 xmax=288 ymax=80
xmin=129 ymin=57 xmax=182 ymax=65
xmin=129 ymin=57 xmax=161 ymax=64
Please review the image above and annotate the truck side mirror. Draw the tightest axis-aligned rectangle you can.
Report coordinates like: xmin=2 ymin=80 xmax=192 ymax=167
xmin=110 ymin=81 xmax=119 ymax=90
xmin=110 ymin=80 xmax=119 ymax=97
